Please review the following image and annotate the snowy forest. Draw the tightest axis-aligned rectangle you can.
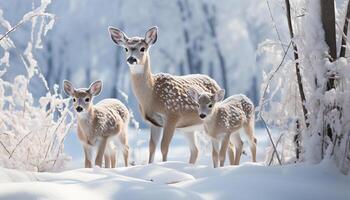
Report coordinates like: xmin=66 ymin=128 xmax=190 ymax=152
xmin=0 ymin=0 xmax=349 ymax=199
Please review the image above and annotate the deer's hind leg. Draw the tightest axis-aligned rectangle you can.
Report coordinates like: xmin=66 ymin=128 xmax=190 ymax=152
xmin=119 ymin=130 xmax=129 ymax=167
xmin=104 ymin=154 xmax=111 ymax=168
xmin=104 ymin=143 xmax=113 ymax=168
xmin=228 ymin=143 xmax=235 ymax=165
xmin=184 ymin=131 xmax=199 ymax=164
xmin=243 ymin=116 xmax=257 ymax=162
xmin=231 ymin=133 xmax=243 ymax=165
xmin=110 ymin=149 xmax=117 ymax=168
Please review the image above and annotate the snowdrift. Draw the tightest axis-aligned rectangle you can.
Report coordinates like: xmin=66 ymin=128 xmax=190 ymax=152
xmin=0 ymin=161 xmax=349 ymax=200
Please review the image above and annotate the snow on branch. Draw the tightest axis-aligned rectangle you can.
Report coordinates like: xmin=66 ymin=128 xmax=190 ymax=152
xmin=0 ymin=0 xmax=73 ymax=172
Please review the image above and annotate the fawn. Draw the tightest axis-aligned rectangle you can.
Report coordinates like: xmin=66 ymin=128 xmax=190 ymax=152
xmin=63 ymin=80 xmax=130 ymax=168
xmin=108 ymin=26 xmax=221 ymax=164
xmin=188 ymin=88 xmax=257 ymax=168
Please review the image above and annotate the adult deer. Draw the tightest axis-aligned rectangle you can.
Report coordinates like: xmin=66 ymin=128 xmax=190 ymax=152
xmin=108 ymin=26 xmax=221 ymax=164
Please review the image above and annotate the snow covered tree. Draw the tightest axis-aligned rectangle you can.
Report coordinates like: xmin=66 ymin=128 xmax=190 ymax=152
xmin=261 ymin=0 xmax=350 ymax=174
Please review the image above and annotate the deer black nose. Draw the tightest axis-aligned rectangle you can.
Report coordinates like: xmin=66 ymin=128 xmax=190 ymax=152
xmin=127 ymin=57 xmax=137 ymax=64
xmin=199 ymin=114 xmax=206 ymax=119
xmin=76 ymin=106 xmax=83 ymax=113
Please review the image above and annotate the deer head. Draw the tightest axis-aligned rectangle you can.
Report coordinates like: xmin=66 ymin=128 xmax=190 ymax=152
xmin=108 ymin=26 xmax=158 ymax=67
xmin=63 ymin=80 xmax=102 ymax=114
xmin=188 ymin=88 xmax=225 ymax=119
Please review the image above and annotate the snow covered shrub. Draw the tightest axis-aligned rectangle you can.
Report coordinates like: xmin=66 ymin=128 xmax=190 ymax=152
xmin=259 ymin=0 xmax=350 ymax=173
xmin=0 ymin=0 xmax=74 ymax=171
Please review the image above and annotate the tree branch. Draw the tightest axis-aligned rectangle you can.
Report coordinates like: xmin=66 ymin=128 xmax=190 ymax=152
xmin=340 ymin=0 xmax=350 ymax=58
xmin=285 ymin=0 xmax=309 ymax=128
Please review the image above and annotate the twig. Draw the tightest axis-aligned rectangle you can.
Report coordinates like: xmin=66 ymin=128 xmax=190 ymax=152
xmin=268 ymin=133 xmax=284 ymax=165
xmin=266 ymin=0 xmax=286 ymax=54
xmin=0 ymin=13 xmax=50 ymax=42
xmin=44 ymin=111 xmax=68 ymax=160
xmin=8 ymin=131 xmax=33 ymax=159
xmin=260 ymin=114 xmax=282 ymax=165
xmin=259 ymin=40 xmax=292 ymax=114
xmin=0 ymin=140 xmax=11 ymax=156
xmin=52 ymin=122 xmax=73 ymax=168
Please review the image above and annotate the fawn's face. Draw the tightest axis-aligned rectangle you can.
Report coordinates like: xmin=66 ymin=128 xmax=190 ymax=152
xmin=188 ymin=89 xmax=225 ymax=119
xmin=108 ymin=26 xmax=158 ymax=66
xmin=63 ymin=80 xmax=102 ymax=115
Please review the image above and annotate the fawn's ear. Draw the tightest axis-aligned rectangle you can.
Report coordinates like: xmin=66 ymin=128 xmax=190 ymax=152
xmin=108 ymin=26 xmax=128 ymax=46
xmin=188 ymin=88 xmax=199 ymax=102
xmin=88 ymin=80 xmax=103 ymax=96
xmin=145 ymin=26 xmax=158 ymax=45
xmin=214 ymin=89 xmax=225 ymax=102
xmin=63 ymin=80 xmax=75 ymax=96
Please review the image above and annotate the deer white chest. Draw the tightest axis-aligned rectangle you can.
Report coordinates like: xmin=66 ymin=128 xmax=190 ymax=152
xmin=128 ymin=64 xmax=145 ymax=74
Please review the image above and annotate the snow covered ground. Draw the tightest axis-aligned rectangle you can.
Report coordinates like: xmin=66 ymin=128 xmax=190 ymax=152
xmin=0 ymin=161 xmax=349 ymax=200
xmin=0 ymin=128 xmax=349 ymax=200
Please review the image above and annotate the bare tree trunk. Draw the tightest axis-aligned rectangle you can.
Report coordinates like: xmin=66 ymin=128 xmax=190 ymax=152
xmin=285 ymin=0 xmax=309 ymax=127
xmin=321 ymin=0 xmax=337 ymax=61
xmin=340 ymin=0 xmax=350 ymax=58
xmin=321 ymin=0 xmax=338 ymax=158
xmin=201 ymin=2 xmax=228 ymax=94
xmin=177 ymin=0 xmax=199 ymax=74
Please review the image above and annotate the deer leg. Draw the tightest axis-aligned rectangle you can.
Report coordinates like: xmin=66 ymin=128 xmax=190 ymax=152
xmin=104 ymin=155 xmax=111 ymax=168
xmin=184 ymin=131 xmax=199 ymax=164
xmin=228 ymin=142 xmax=235 ymax=165
xmin=243 ymin=117 xmax=257 ymax=162
xmin=160 ymin=118 xmax=178 ymax=162
xmin=149 ymin=125 xmax=162 ymax=163
xmin=104 ymin=144 xmax=111 ymax=168
xmin=219 ymin=133 xmax=231 ymax=167
xmin=83 ymin=146 xmax=92 ymax=168
xmin=110 ymin=149 xmax=117 ymax=168
xmin=119 ymin=133 xmax=129 ymax=167
xmin=211 ymin=138 xmax=220 ymax=168
xmin=95 ymin=137 xmax=107 ymax=167
xmin=231 ymin=133 xmax=243 ymax=165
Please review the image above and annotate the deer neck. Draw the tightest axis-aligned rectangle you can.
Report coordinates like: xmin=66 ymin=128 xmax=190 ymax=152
xmin=77 ymin=107 xmax=95 ymax=134
xmin=129 ymin=54 xmax=154 ymax=106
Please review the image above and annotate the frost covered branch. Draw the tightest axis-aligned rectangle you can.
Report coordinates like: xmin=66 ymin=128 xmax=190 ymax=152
xmin=0 ymin=0 xmax=73 ymax=172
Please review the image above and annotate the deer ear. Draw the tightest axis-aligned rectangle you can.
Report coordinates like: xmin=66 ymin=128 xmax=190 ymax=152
xmin=145 ymin=26 xmax=158 ymax=45
xmin=88 ymin=80 xmax=103 ymax=96
xmin=108 ymin=26 xmax=128 ymax=46
xmin=188 ymin=88 xmax=199 ymax=102
xmin=63 ymin=80 xmax=75 ymax=96
xmin=214 ymin=89 xmax=225 ymax=102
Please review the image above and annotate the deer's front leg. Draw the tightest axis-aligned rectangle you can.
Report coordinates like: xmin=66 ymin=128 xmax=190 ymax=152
xmin=149 ymin=125 xmax=162 ymax=163
xmin=219 ymin=133 xmax=231 ymax=167
xmin=83 ymin=146 xmax=92 ymax=168
xmin=95 ymin=137 xmax=107 ymax=167
xmin=211 ymin=138 xmax=220 ymax=168
xmin=160 ymin=117 xmax=178 ymax=162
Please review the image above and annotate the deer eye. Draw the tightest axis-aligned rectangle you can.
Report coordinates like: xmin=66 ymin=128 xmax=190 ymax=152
xmin=208 ymin=104 xmax=213 ymax=108
xmin=85 ymin=97 xmax=90 ymax=102
xmin=140 ymin=47 xmax=145 ymax=52
xmin=73 ymin=98 xmax=76 ymax=102
xmin=125 ymin=48 xmax=128 ymax=52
